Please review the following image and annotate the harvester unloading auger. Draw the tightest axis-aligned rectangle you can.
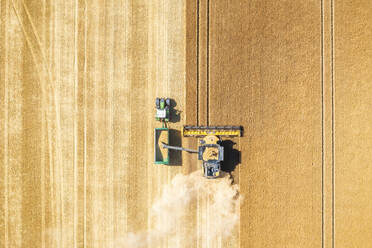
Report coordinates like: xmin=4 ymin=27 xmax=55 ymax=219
xmin=154 ymin=98 xmax=242 ymax=179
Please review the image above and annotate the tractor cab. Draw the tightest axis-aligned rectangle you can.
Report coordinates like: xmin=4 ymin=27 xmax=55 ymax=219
xmin=155 ymin=98 xmax=170 ymax=122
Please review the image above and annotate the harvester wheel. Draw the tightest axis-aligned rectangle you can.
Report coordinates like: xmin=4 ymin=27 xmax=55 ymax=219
xmin=166 ymin=98 xmax=171 ymax=107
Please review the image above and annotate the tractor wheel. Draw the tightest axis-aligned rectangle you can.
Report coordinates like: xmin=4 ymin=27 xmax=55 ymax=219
xmin=166 ymin=98 xmax=171 ymax=107
xmin=155 ymin=98 xmax=160 ymax=109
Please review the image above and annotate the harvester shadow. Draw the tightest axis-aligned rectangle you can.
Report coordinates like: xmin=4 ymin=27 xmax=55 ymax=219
xmin=169 ymin=129 xmax=182 ymax=166
xmin=220 ymin=140 xmax=240 ymax=174
xmin=169 ymin=98 xmax=181 ymax=123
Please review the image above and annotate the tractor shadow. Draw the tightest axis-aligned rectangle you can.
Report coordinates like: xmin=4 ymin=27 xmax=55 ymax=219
xmin=169 ymin=98 xmax=181 ymax=123
xmin=169 ymin=129 xmax=182 ymax=165
xmin=220 ymin=140 xmax=240 ymax=173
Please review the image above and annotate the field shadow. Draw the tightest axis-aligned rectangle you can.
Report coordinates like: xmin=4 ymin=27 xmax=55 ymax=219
xmin=220 ymin=140 xmax=240 ymax=173
xmin=169 ymin=129 xmax=182 ymax=166
xmin=169 ymin=98 xmax=181 ymax=123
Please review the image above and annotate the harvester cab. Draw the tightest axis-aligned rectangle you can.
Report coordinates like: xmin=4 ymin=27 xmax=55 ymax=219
xmin=197 ymin=135 xmax=223 ymax=178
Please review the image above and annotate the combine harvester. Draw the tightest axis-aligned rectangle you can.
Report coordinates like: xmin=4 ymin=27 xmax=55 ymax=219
xmin=154 ymin=98 xmax=242 ymax=179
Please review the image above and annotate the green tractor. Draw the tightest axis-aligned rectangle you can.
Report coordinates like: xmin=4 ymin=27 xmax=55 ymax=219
xmin=155 ymin=98 xmax=171 ymax=123
xmin=154 ymin=97 xmax=171 ymax=165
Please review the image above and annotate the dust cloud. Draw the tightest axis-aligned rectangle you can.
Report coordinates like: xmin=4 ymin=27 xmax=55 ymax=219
xmin=117 ymin=170 xmax=241 ymax=248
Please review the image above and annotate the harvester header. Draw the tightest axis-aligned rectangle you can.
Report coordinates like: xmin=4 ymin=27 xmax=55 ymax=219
xmin=183 ymin=126 xmax=242 ymax=137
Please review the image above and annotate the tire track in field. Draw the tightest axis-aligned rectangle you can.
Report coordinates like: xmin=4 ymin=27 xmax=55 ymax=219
xmin=146 ymin=1 xmax=186 ymax=247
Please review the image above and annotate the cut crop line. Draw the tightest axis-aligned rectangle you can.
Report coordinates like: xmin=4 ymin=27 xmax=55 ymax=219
xmin=10 ymin=5 xmax=64 ymax=246
xmin=16 ymin=0 xmax=59 ymax=100
xmin=40 ymin=1 xmax=46 ymax=248
xmin=4 ymin=1 xmax=9 ymax=246
xmin=320 ymin=0 xmax=325 ymax=247
xmin=53 ymin=2 xmax=63 ymax=246
xmin=10 ymin=1 xmax=46 ymax=86
xmin=83 ymin=1 xmax=88 ymax=248
xmin=196 ymin=0 xmax=200 ymax=126
xmin=7 ymin=11 xmax=59 ymax=248
xmin=17 ymin=1 xmax=63 ymax=195
xmin=206 ymin=0 xmax=210 ymax=126
xmin=331 ymin=0 xmax=335 ymax=247
xmin=48 ymin=3 xmax=56 ymax=247
xmin=73 ymin=0 xmax=79 ymax=247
